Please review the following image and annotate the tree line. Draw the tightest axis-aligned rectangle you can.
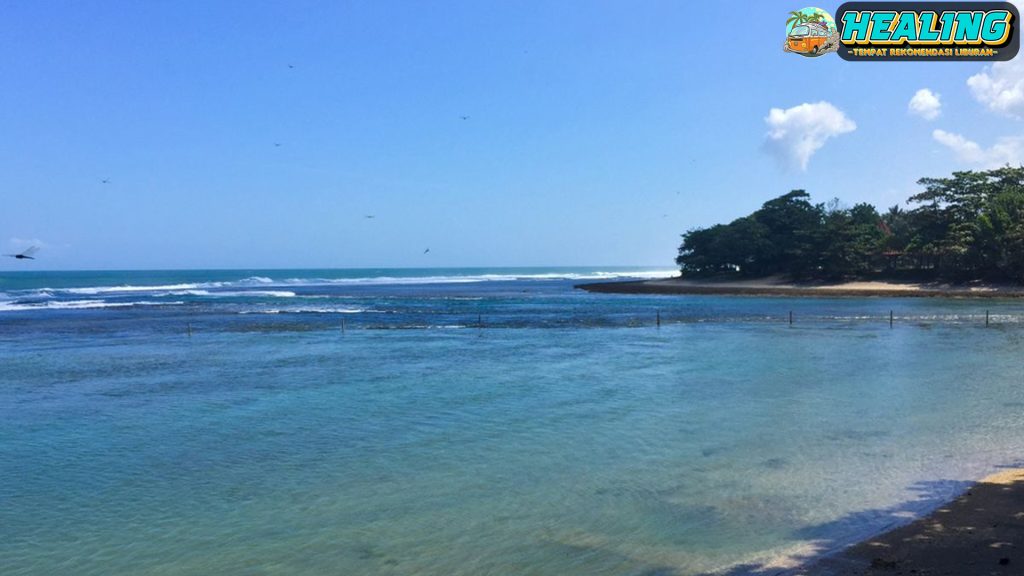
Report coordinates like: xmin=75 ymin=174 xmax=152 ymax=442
xmin=676 ymin=166 xmax=1024 ymax=282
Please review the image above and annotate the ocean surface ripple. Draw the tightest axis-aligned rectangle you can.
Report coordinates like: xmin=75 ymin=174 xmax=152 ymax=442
xmin=2 ymin=267 xmax=1023 ymax=575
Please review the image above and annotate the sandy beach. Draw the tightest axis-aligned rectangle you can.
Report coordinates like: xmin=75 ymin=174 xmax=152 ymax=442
xmin=577 ymin=276 xmax=1024 ymax=298
xmin=803 ymin=468 xmax=1024 ymax=575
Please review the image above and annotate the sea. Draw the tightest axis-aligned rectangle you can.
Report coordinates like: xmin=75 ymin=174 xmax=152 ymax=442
xmin=2 ymin=267 xmax=1024 ymax=575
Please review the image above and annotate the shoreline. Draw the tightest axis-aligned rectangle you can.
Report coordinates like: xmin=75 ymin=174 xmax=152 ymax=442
xmin=576 ymin=276 xmax=1024 ymax=298
xmin=798 ymin=468 xmax=1024 ymax=575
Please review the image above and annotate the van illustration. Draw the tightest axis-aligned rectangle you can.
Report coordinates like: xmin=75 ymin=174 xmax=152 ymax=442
xmin=784 ymin=8 xmax=838 ymax=57
xmin=787 ymin=21 xmax=829 ymax=54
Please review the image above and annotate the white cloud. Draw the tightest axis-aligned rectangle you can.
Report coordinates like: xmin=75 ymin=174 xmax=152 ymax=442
xmin=908 ymin=88 xmax=941 ymax=120
xmin=764 ymin=101 xmax=856 ymax=171
xmin=967 ymin=59 xmax=1024 ymax=118
xmin=932 ymin=129 xmax=1024 ymax=168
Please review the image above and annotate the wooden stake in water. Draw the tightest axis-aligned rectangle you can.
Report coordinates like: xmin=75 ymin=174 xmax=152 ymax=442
xmin=478 ymin=314 xmax=482 ymax=328
xmin=986 ymin=310 xmax=990 ymax=327
xmin=342 ymin=317 xmax=346 ymax=334
xmin=890 ymin=310 xmax=893 ymax=329
xmin=789 ymin=311 xmax=793 ymax=325
xmin=656 ymin=310 xmax=661 ymax=328
xmin=187 ymin=323 xmax=193 ymax=338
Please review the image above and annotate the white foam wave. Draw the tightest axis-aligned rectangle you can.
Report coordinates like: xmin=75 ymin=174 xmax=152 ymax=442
xmin=8 ymin=269 xmax=677 ymax=299
xmin=54 ymin=281 xmax=286 ymax=296
xmin=240 ymin=276 xmax=274 ymax=284
xmin=63 ymin=283 xmax=210 ymax=295
xmin=0 ymin=300 xmax=184 ymax=312
xmin=206 ymin=290 xmax=296 ymax=298
xmin=239 ymin=307 xmax=382 ymax=314
xmin=276 ymin=270 xmax=677 ymax=286
xmin=68 ymin=287 xmax=297 ymax=299
xmin=152 ymin=289 xmax=294 ymax=298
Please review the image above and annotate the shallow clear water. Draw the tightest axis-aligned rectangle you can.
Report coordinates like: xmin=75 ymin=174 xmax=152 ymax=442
xmin=2 ymin=268 xmax=1023 ymax=575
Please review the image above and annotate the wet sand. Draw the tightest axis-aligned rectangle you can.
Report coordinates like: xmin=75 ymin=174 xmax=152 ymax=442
xmin=803 ymin=469 xmax=1024 ymax=575
xmin=576 ymin=276 xmax=1024 ymax=298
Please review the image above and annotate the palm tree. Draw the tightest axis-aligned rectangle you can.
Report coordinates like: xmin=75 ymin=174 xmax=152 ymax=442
xmin=786 ymin=10 xmax=810 ymax=32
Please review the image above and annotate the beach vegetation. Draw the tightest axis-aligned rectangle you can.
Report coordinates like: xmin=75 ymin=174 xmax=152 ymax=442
xmin=676 ymin=166 xmax=1024 ymax=281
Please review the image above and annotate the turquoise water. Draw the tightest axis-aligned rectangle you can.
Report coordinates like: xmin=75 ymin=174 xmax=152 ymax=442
xmin=2 ymin=268 xmax=1024 ymax=575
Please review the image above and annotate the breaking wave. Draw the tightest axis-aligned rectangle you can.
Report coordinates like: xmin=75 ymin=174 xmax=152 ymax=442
xmin=238 ymin=307 xmax=384 ymax=315
xmin=0 ymin=300 xmax=184 ymax=312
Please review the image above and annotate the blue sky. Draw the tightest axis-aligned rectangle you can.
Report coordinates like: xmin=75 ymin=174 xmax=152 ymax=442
xmin=2 ymin=1 xmax=1022 ymax=270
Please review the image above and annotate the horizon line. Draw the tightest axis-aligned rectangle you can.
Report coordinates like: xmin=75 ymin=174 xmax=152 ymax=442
xmin=0 ymin=263 xmax=678 ymax=274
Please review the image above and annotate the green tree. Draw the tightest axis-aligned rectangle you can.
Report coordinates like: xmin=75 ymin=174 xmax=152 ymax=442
xmin=786 ymin=10 xmax=810 ymax=32
xmin=750 ymin=190 xmax=826 ymax=278
xmin=674 ymin=167 xmax=1024 ymax=283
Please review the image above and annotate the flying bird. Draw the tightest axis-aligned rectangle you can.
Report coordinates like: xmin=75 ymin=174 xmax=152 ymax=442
xmin=423 ymin=248 xmax=430 ymax=254
xmin=101 ymin=179 xmax=110 ymax=184
xmin=4 ymin=246 xmax=39 ymax=260
xmin=365 ymin=215 xmax=375 ymax=219
xmin=273 ymin=142 xmax=282 ymax=147
xmin=460 ymin=115 xmax=470 ymax=120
